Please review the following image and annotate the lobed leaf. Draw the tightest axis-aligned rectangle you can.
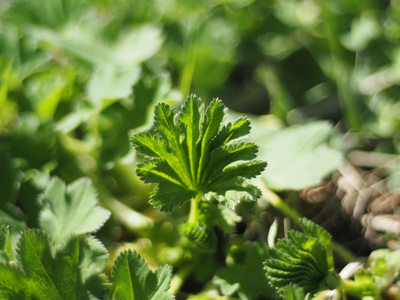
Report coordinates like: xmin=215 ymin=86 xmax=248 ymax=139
xmin=178 ymin=95 xmax=203 ymax=183
xmin=39 ymin=177 xmax=111 ymax=243
xmin=264 ymin=219 xmax=338 ymax=297
xmin=112 ymin=250 xmax=173 ymax=300
xmin=15 ymin=229 xmax=109 ymax=299
xmin=299 ymin=218 xmax=334 ymax=269
xmin=132 ymin=95 xmax=266 ymax=212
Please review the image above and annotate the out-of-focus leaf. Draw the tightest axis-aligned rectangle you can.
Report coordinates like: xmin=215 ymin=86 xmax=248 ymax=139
xmin=0 ymin=148 xmax=18 ymax=205
xmin=38 ymin=177 xmax=111 ymax=243
xmin=0 ymin=148 xmax=26 ymax=250
xmin=253 ymin=121 xmax=343 ymax=190
xmin=113 ymin=25 xmax=164 ymax=66
xmin=25 ymin=70 xmax=71 ymax=119
xmin=55 ymin=101 xmax=96 ymax=133
xmin=87 ymin=64 xmax=141 ymax=109
xmin=111 ymin=250 xmax=173 ymax=300
xmin=8 ymin=0 xmax=87 ymax=29
xmin=214 ymin=241 xmax=274 ymax=300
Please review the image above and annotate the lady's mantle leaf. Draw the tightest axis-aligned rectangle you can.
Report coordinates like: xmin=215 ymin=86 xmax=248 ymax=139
xmin=264 ymin=218 xmax=339 ymax=297
xmin=39 ymin=177 xmax=111 ymax=243
xmin=0 ymin=230 xmax=109 ymax=299
xmin=112 ymin=250 xmax=173 ymax=300
xmin=278 ymin=284 xmax=307 ymax=300
xmin=252 ymin=121 xmax=343 ymax=190
xmin=131 ymin=95 xmax=267 ymax=212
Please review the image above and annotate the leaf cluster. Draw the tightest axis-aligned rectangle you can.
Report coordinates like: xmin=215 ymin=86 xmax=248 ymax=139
xmin=131 ymin=95 xmax=267 ymax=212
xmin=0 ymin=225 xmax=174 ymax=300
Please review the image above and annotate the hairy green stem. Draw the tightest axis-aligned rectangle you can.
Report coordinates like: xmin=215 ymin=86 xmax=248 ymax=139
xmin=188 ymin=192 xmax=203 ymax=224
xmin=260 ymin=180 xmax=300 ymax=224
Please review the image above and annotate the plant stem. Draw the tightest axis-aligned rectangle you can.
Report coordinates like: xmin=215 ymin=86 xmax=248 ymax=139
xmin=318 ymin=0 xmax=361 ymax=131
xmin=169 ymin=264 xmax=193 ymax=295
xmin=339 ymin=278 xmax=377 ymax=299
xmin=188 ymin=192 xmax=202 ymax=224
xmin=260 ymin=180 xmax=300 ymax=225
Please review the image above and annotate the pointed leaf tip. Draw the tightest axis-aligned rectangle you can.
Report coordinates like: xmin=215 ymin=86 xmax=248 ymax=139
xmin=112 ymin=250 xmax=173 ymax=300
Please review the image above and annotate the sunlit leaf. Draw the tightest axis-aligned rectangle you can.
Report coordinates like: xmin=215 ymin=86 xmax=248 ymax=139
xmin=254 ymin=121 xmax=343 ymax=190
xmin=111 ymin=250 xmax=173 ymax=300
xmin=38 ymin=177 xmax=111 ymax=243
xmin=131 ymin=95 xmax=266 ymax=212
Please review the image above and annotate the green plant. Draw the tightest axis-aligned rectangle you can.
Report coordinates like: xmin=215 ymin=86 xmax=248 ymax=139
xmin=131 ymin=95 xmax=266 ymax=249
xmin=264 ymin=218 xmax=400 ymax=299
xmin=0 ymin=224 xmax=174 ymax=299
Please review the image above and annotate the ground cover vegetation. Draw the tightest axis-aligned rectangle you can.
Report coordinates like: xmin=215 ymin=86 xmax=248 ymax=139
xmin=0 ymin=0 xmax=400 ymax=299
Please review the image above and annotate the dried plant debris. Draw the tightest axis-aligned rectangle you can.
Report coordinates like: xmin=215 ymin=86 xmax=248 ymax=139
xmin=299 ymin=151 xmax=400 ymax=250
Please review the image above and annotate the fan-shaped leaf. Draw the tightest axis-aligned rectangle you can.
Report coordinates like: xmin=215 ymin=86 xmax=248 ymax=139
xmin=39 ymin=177 xmax=111 ymax=243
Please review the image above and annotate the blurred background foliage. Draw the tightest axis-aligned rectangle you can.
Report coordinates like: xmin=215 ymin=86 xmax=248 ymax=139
xmin=1 ymin=0 xmax=400 ymax=298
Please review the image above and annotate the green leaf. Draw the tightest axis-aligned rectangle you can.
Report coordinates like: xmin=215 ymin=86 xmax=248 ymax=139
xmin=210 ymin=117 xmax=251 ymax=149
xmin=0 ymin=230 xmax=109 ymax=299
xmin=131 ymin=95 xmax=266 ymax=212
xmin=299 ymin=218 xmax=334 ymax=269
xmin=0 ymin=225 xmax=13 ymax=262
xmin=264 ymin=219 xmax=339 ymax=296
xmin=150 ymin=183 xmax=197 ymax=212
xmin=0 ymin=263 xmax=29 ymax=299
xmin=112 ymin=250 xmax=173 ymax=300
xmin=253 ymin=121 xmax=343 ymax=190
xmin=197 ymin=99 xmax=226 ymax=183
xmin=87 ymin=64 xmax=141 ymax=110
xmin=278 ymin=284 xmax=307 ymax=300
xmin=38 ymin=177 xmax=111 ymax=243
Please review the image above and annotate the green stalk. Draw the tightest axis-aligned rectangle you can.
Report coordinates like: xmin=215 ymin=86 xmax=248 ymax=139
xmin=339 ymin=278 xmax=378 ymax=299
xmin=318 ymin=0 xmax=361 ymax=131
xmin=188 ymin=192 xmax=202 ymax=224
xmin=169 ymin=264 xmax=194 ymax=295
xmin=260 ymin=180 xmax=300 ymax=225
